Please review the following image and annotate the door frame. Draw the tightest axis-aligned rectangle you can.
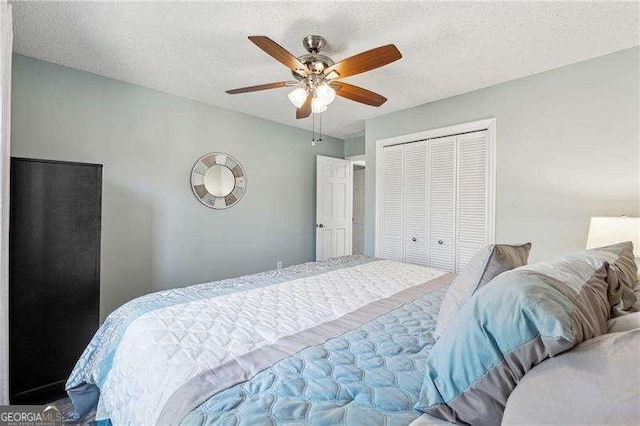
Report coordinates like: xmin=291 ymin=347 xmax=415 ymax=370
xmin=347 ymin=155 xmax=366 ymax=256
xmin=346 ymin=154 xmax=366 ymax=167
xmin=374 ymin=118 xmax=496 ymax=257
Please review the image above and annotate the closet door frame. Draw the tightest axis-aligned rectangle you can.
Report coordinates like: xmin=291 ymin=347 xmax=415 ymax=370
xmin=374 ymin=118 xmax=496 ymax=258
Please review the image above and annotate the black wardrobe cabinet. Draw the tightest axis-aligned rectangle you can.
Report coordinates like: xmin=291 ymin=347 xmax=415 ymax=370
xmin=9 ymin=157 xmax=102 ymax=404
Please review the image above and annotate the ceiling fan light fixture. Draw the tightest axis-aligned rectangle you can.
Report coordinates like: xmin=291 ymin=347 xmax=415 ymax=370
xmin=315 ymin=83 xmax=336 ymax=106
xmin=288 ymin=87 xmax=308 ymax=108
xmin=311 ymin=97 xmax=328 ymax=114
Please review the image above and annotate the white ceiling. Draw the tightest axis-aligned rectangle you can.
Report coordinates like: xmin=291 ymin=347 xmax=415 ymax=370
xmin=11 ymin=1 xmax=639 ymax=139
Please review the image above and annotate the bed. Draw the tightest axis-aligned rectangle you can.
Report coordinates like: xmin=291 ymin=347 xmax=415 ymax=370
xmin=67 ymin=251 xmax=640 ymax=425
xmin=67 ymin=256 xmax=455 ymax=425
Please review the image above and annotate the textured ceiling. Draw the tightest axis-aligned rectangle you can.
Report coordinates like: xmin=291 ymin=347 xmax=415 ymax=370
xmin=11 ymin=1 xmax=639 ymax=139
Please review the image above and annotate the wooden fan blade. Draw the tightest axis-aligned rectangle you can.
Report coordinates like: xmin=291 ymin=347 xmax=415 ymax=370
xmin=324 ymin=44 xmax=402 ymax=79
xmin=226 ymin=81 xmax=296 ymax=94
xmin=248 ymin=36 xmax=309 ymax=76
xmin=331 ymin=82 xmax=387 ymax=107
xmin=296 ymin=95 xmax=311 ymax=119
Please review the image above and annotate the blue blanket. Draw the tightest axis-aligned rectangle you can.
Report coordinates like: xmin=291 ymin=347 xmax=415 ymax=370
xmin=182 ymin=285 xmax=447 ymax=425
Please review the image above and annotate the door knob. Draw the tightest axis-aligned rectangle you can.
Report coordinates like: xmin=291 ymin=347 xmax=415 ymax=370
xmin=437 ymin=240 xmax=444 ymax=245
xmin=412 ymin=237 xmax=417 ymax=242
xmin=317 ymin=223 xmax=324 ymax=228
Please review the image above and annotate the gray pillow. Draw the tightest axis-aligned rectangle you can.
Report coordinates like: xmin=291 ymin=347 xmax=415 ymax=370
xmin=434 ymin=243 xmax=531 ymax=339
xmin=585 ymin=242 xmax=638 ymax=316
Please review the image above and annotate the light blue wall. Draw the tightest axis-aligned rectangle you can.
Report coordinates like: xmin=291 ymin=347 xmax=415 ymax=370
xmin=11 ymin=54 xmax=344 ymax=320
xmin=343 ymin=135 xmax=365 ymax=157
xmin=364 ymin=47 xmax=639 ymax=262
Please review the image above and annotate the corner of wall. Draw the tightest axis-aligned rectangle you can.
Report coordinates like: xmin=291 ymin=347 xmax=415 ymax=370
xmin=343 ymin=135 xmax=366 ymax=158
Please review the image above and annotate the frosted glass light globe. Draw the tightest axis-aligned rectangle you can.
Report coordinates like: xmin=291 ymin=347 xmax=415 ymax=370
xmin=288 ymin=87 xmax=308 ymax=108
xmin=311 ymin=97 xmax=327 ymax=113
xmin=315 ymin=83 xmax=336 ymax=105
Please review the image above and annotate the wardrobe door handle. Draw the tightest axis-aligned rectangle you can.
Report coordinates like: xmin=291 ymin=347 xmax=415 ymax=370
xmin=412 ymin=237 xmax=417 ymax=242
xmin=437 ymin=240 xmax=444 ymax=245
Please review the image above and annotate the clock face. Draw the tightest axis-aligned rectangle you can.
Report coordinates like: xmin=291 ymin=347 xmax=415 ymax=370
xmin=191 ymin=153 xmax=246 ymax=209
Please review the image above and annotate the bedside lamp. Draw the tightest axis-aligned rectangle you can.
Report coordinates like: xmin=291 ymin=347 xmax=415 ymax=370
xmin=586 ymin=216 xmax=640 ymax=258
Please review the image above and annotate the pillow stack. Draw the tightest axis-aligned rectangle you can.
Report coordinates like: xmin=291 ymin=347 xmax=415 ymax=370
xmin=416 ymin=241 xmax=638 ymax=426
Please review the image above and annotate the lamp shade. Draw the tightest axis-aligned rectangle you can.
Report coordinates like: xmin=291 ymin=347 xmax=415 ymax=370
xmin=585 ymin=216 xmax=640 ymax=257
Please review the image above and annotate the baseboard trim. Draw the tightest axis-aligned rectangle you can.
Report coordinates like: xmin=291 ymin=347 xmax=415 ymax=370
xmin=11 ymin=380 xmax=66 ymax=404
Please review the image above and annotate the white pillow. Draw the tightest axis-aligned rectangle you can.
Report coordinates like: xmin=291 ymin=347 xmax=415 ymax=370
xmin=503 ymin=329 xmax=640 ymax=425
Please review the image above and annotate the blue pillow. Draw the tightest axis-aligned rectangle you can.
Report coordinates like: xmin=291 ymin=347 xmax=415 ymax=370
xmin=414 ymin=244 xmax=635 ymax=425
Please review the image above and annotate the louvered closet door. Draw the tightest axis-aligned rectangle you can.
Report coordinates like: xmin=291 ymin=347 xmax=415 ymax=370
xmin=428 ymin=137 xmax=456 ymax=272
xmin=403 ymin=141 xmax=428 ymax=265
xmin=381 ymin=145 xmax=404 ymax=261
xmin=456 ymin=131 xmax=490 ymax=270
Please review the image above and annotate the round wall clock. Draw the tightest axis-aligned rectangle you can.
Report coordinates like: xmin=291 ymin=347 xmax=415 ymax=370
xmin=190 ymin=152 xmax=246 ymax=209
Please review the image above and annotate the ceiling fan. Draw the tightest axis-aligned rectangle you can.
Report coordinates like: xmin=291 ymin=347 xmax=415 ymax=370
xmin=226 ymin=35 xmax=402 ymax=119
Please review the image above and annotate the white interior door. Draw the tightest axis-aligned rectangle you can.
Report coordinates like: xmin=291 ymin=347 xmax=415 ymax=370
xmin=352 ymin=167 xmax=366 ymax=255
xmin=316 ymin=156 xmax=352 ymax=261
xmin=428 ymin=136 xmax=456 ymax=272
xmin=403 ymin=141 xmax=428 ymax=265
xmin=380 ymin=145 xmax=404 ymax=261
xmin=456 ymin=130 xmax=490 ymax=270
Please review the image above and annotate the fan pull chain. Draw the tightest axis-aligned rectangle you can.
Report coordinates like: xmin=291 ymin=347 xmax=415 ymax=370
xmin=310 ymin=111 xmax=326 ymax=146
xmin=311 ymin=113 xmax=324 ymax=146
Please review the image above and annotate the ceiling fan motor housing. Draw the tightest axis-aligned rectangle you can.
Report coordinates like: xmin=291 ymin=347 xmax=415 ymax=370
xmin=292 ymin=35 xmax=335 ymax=80
xmin=292 ymin=54 xmax=335 ymax=79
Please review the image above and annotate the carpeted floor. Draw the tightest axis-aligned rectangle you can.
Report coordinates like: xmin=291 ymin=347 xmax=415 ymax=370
xmin=52 ymin=397 xmax=96 ymax=425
